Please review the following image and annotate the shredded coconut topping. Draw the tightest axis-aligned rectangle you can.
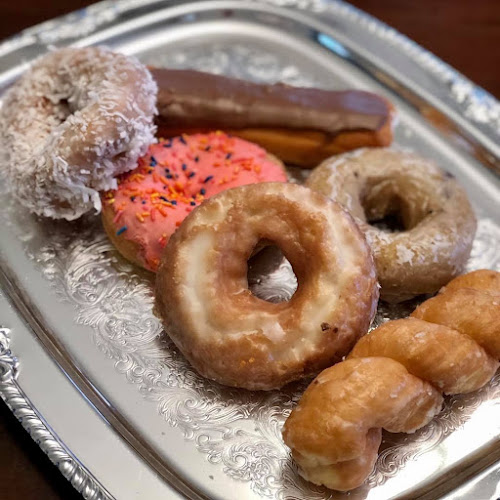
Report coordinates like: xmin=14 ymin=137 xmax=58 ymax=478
xmin=0 ymin=46 xmax=157 ymax=220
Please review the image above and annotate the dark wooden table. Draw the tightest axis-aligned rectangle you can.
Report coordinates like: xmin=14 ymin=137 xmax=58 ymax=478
xmin=0 ymin=2 xmax=499 ymax=499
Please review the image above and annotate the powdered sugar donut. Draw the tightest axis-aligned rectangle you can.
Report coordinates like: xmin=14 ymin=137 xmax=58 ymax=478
xmin=101 ymin=132 xmax=287 ymax=271
xmin=0 ymin=47 xmax=157 ymax=220
xmin=306 ymin=148 xmax=477 ymax=302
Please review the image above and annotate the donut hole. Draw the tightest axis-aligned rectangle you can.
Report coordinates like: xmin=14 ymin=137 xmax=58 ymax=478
xmin=367 ymin=211 xmax=406 ymax=233
xmin=361 ymin=183 xmax=423 ymax=232
xmin=54 ymin=98 xmax=72 ymax=124
xmin=247 ymin=243 xmax=298 ymax=303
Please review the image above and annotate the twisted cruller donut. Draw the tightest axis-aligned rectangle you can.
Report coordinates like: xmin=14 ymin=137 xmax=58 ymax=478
xmin=0 ymin=47 xmax=157 ymax=220
xmin=283 ymin=269 xmax=500 ymax=491
xmin=154 ymin=182 xmax=379 ymax=390
xmin=306 ymin=148 xmax=477 ymax=302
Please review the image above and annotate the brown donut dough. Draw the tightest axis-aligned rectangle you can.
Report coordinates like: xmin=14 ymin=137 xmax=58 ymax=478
xmin=154 ymin=182 xmax=379 ymax=390
xmin=155 ymin=125 xmax=393 ymax=169
xmin=439 ymin=268 xmax=500 ymax=295
xmin=282 ymin=270 xmax=500 ymax=491
xmin=102 ymin=207 xmax=146 ymax=270
xmin=306 ymin=148 xmax=477 ymax=302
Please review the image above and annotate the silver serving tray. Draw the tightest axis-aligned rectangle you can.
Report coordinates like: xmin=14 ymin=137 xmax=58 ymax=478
xmin=1 ymin=1 xmax=499 ymax=499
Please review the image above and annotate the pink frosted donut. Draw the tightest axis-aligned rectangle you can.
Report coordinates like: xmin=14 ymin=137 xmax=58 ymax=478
xmin=0 ymin=47 xmax=157 ymax=220
xmin=101 ymin=132 xmax=288 ymax=271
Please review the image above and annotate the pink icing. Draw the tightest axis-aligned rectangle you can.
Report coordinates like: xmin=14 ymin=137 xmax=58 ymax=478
xmin=103 ymin=132 xmax=287 ymax=271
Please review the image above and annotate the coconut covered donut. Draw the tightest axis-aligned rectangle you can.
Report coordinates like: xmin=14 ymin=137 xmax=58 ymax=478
xmin=0 ymin=47 xmax=157 ymax=220
xmin=102 ymin=132 xmax=287 ymax=272
xmin=306 ymin=148 xmax=477 ymax=302
xmin=154 ymin=182 xmax=379 ymax=390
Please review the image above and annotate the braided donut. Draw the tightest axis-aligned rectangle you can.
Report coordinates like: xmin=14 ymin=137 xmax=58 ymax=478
xmin=282 ymin=269 xmax=500 ymax=491
xmin=306 ymin=148 xmax=477 ymax=302
xmin=0 ymin=47 xmax=157 ymax=220
xmin=154 ymin=182 xmax=379 ymax=390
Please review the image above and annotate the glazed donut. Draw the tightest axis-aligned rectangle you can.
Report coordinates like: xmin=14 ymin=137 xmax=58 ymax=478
xmin=282 ymin=357 xmax=443 ymax=491
xmin=154 ymin=182 xmax=379 ymax=390
xmin=306 ymin=148 xmax=477 ymax=302
xmin=101 ymin=132 xmax=287 ymax=271
xmin=0 ymin=47 xmax=157 ymax=220
xmin=151 ymin=68 xmax=395 ymax=168
xmin=437 ymin=268 xmax=500 ymax=295
xmin=412 ymin=270 xmax=500 ymax=359
xmin=282 ymin=270 xmax=500 ymax=491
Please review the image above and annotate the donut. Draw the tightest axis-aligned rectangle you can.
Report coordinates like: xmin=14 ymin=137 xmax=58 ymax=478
xmin=151 ymin=68 xmax=395 ymax=168
xmin=412 ymin=270 xmax=500 ymax=359
xmin=282 ymin=357 xmax=443 ymax=491
xmin=101 ymin=132 xmax=287 ymax=272
xmin=350 ymin=318 xmax=498 ymax=394
xmin=438 ymin=268 xmax=500 ymax=295
xmin=306 ymin=148 xmax=477 ymax=302
xmin=0 ymin=47 xmax=157 ymax=220
xmin=283 ymin=270 xmax=500 ymax=491
xmin=154 ymin=182 xmax=379 ymax=390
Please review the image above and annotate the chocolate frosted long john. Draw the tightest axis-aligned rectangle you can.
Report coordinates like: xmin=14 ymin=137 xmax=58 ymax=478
xmin=151 ymin=68 xmax=394 ymax=168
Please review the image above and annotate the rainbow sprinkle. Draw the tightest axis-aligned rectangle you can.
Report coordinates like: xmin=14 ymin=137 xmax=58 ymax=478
xmin=105 ymin=132 xmax=286 ymax=273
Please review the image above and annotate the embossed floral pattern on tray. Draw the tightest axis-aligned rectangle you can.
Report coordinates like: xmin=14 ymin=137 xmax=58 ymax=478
xmin=26 ymin=209 xmax=500 ymax=499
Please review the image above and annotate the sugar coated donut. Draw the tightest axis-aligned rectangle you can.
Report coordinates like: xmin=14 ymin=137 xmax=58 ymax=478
xmin=0 ymin=47 xmax=157 ymax=220
xmin=102 ymin=132 xmax=287 ymax=271
xmin=306 ymin=148 xmax=477 ymax=302
xmin=154 ymin=182 xmax=379 ymax=390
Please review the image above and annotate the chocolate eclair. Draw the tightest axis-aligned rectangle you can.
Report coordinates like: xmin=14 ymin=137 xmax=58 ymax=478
xmin=151 ymin=68 xmax=395 ymax=168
